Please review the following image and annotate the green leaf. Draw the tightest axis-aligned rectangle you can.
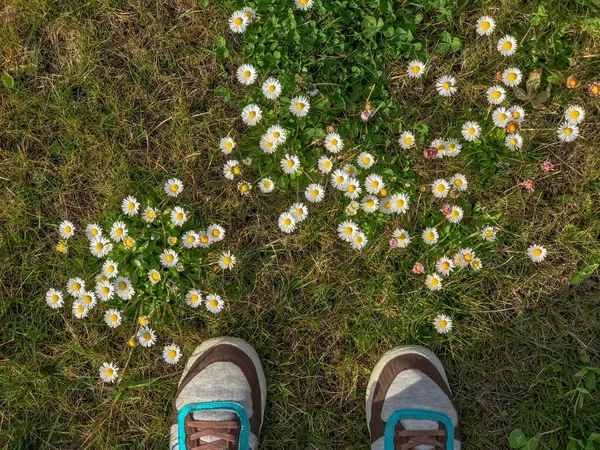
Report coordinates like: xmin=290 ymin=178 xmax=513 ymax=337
xmin=2 ymin=72 xmax=14 ymax=89
xmin=585 ymin=371 xmax=597 ymax=391
xmin=509 ymin=429 xmax=529 ymax=448
xmin=570 ymin=256 xmax=600 ymax=286
xmin=567 ymin=439 xmax=583 ymax=450
xmin=513 ymin=87 xmax=529 ymax=102
xmin=362 ymin=15 xmax=383 ymax=38
xmin=527 ymin=434 xmax=541 ymax=449
xmin=214 ymin=85 xmax=230 ymax=102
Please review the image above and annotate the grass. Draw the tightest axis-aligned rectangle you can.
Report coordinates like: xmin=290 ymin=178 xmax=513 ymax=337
xmin=1 ymin=0 xmax=600 ymax=448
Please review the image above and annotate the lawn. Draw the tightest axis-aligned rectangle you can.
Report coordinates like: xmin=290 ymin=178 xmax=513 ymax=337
xmin=1 ymin=0 xmax=600 ymax=449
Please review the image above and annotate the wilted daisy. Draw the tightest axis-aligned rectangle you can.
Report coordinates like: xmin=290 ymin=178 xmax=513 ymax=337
xmin=290 ymin=96 xmax=310 ymax=117
xmin=337 ymin=221 xmax=359 ymax=242
xmin=236 ymin=64 xmax=257 ymax=85
xmin=104 ymin=309 xmax=122 ymax=328
xmin=72 ymin=300 xmax=88 ymax=319
xmin=185 ymin=289 xmax=203 ymax=308
xmin=436 ymin=75 xmax=457 ymax=97
xmin=258 ymin=178 xmax=275 ymax=193
xmin=318 ymin=156 xmax=333 ymax=174
xmin=229 ymin=10 xmax=248 ymax=33
xmin=164 ymin=178 xmax=183 ymax=197
xmin=492 ymin=107 xmax=510 ymax=128
xmin=557 ymin=123 xmax=579 ymax=142
xmin=330 ymin=170 xmax=347 ymax=190
xmin=346 ymin=201 xmax=359 ymax=216
xmin=137 ymin=326 xmax=157 ymax=348
xmin=218 ymin=251 xmax=237 ymax=270
xmin=509 ymin=105 xmax=525 ymax=123
xmin=99 ymin=362 xmax=119 ymax=383
xmin=147 ymin=269 xmax=161 ymax=285
xmin=422 ymin=227 xmax=439 ymax=245
xmin=67 ymin=277 xmax=85 ymax=297
xmin=446 ymin=138 xmax=462 ymax=157
xmin=208 ymin=224 xmax=225 ymax=242
xmin=324 ymin=132 xmax=344 ymax=153
xmin=497 ymin=35 xmax=518 ymax=56
xmin=393 ymin=229 xmax=411 ymax=248
xmin=45 ymin=289 xmax=64 ymax=309
xmin=114 ymin=277 xmax=134 ymax=300
xmin=84 ymin=224 xmax=102 ymax=240
xmin=447 ymin=206 xmax=464 ymax=223
xmin=343 ymin=178 xmax=362 ymax=200
xmin=436 ymin=256 xmax=455 ymax=276
xmin=407 ymin=60 xmax=425 ymax=78
xmin=122 ymin=195 xmax=139 ymax=216
xmin=142 ymin=206 xmax=157 ymax=223
xmin=505 ymin=133 xmax=523 ymax=151
xmin=281 ymin=154 xmax=301 ymax=174
xmin=461 ymin=121 xmax=481 ymax=142
xmin=527 ymin=244 xmax=547 ymax=262
xmin=237 ymin=181 xmax=252 ymax=196
xmin=486 ymin=85 xmax=506 ymax=105
xmin=564 ymin=105 xmax=585 ymax=125
xmin=350 ymin=232 xmax=368 ymax=250
xmin=262 ymin=77 xmax=282 ymax=100
xmin=361 ymin=195 xmax=379 ymax=213
xmin=89 ymin=236 xmax=112 ymax=258
xmin=102 ymin=260 xmax=118 ymax=279
xmin=58 ymin=220 xmax=75 ymax=240
xmin=163 ymin=344 xmax=183 ymax=365
xmin=459 ymin=248 xmax=475 ymax=266
xmin=426 ymin=274 xmax=443 ymax=291
xmin=160 ymin=249 xmax=179 ymax=268
xmin=56 ymin=241 xmax=68 ymax=253
xmin=278 ymin=212 xmax=296 ymax=233
xmin=241 ymin=103 xmax=262 ymax=126
xmin=182 ymin=231 xmax=199 ymax=249
xmin=266 ymin=124 xmax=287 ymax=145
xmin=399 ymin=131 xmax=416 ymax=149
xmin=223 ymin=160 xmax=241 ymax=180
xmin=170 ymin=207 xmax=188 ymax=226
xmin=205 ymin=294 xmax=225 ymax=314
xmin=364 ymin=174 xmax=384 ymax=195
xmin=219 ymin=137 xmax=236 ymax=155
xmin=476 ymin=16 xmax=496 ymax=36
xmin=433 ymin=314 xmax=453 ymax=334
xmin=502 ymin=67 xmax=523 ymax=87
xmin=431 ymin=179 xmax=450 ymax=198
xmin=471 ymin=258 xmax=483 ymax=271
xmin=481 ymin=226 xmax=497 ymax=241
xmin=95 ymin=280 xmax=114 ymax=301
xmin=289 ymin=203 xmax=308 ymax=222
xmin=304 ymin=183 xmax=325 ymax=203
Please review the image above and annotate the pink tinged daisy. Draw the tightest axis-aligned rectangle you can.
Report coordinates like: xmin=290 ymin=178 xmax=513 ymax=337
xmin=361 ymin=195 xmax=379 ymax=213
xmin=281 ymin=154 xmax=301 ymax=174
xmin=461 ymin=121 xmax=481 ymax=141
xmin=219 ymin=137 xmax=235 ymax=155
xmin=330 ymin=169 xmax=347 ymax=190
xmin=104 ymin=308 xmax=122 ymax=328
xmin=365 ymin=174 xmax=384 ymax=195
xmin=182 ymin=231 xmax=199 ymax=249
xmin=164 ymin=178 xmax=183 ymax=197
xmin=258 ymin=178 xmax=275 ymax=193
xmin=436 ymin=256 xmax=455 ymax=276
xmin=228 ymin=10 xmax=248 ymax=33
xmin=407 ymin=60 xmax=425 ymax=78
xmin=205 ymin=294 xmax=225 ymax=314
xmin=492 ymin=107 xmax=511 ymax=128
xmin=236 ymin=64 xmax=257 ymax=85
xmin=85 ymin=223 xmax=102 ymax=240
xmin=446 ymin=206 xmax=464 ymax=223
xmin=446 ymin=138 xmax=462 ymax=157
xmin=289 ymin=202 xmax=308 ymax=222
xmin=266 ymin=124 xmax=287 ymax=145
xmin=541 ymin=160 xmax=554 ymax=173
xmin=399 ymin=131 xmax=416 ymax=149
xmin=497 ymin=35 xmax=518 ymax=56
xmin=426 ymin=274 xmax=443 ymax=291
xmin=337 ymin=220 xmax=359 ymax=242
xmin=486 ymin=85 xmax=506 ymax=105
xmin=67 ymin=277 xmax=85 ymax=297
xmin=481 ymin=226 xmax=497 ymax=241
xmin=475 ymin=16 xmax=495 ymax=36
xmin=343 ymin=178 xmax=362 ymax=200
xmin=96 ymin=280 xmax=115 ymax=301
xmin=137 ymin=326 xmax=157 ymax=348
xmin=163 ymin=344 xmax=183 ymax=365
xmin=509 ymin=105 xmax=525 ymax=123
xmin=527 ymin=244 xmax=547 ymax=262
xmin=218 ymin=251 xmax=237 ymax=270
xmin=412 ymin=262 xmax=425 ymax=274
xmin=278 ymin=212 xmax=296 ymax=233
xmin=241 ymin=103 xmax=262 ymax=126
xmin=170 ymin=206 xmax=188 ymax=226
xmin=207 ymin=224 xmax=225 ymax=242
xmin=72 ymin=301 xmax=88 ymax=319
xmin=45 ymin=289 xmax=64 ymax=309
xmin=357 ymin=152 xmax=375 ymax=169
xmin=350 ymin=231 xmax=368 ymax=250
xmin=99 ymin=362 xmax=119 ymax=383
xmin=431 ymin=179 xmax=450 ymax=198
xmin=433 ymin=314 xmax=453 ymax=334
xmin=318 ymin=155 xmax=333 ymax=174
xmin=185 ymin=289 xmax=203 ymax=308
xmin=390 ymin=192 xmax=409 ymax=213
xmin=305 ymin=183 xmax=325 ymax=203
xmin=450 ymin=173 xmax=468 ymax=191
xmin=392 ymin=229 xmax=411 ymax=248
xmin=290 ymin=96 xmax=310 ymax=118
xmin=262 ymin=78 xmax=282 ymax=100
xmin=295 ymin=0 xmax=314 ymax=10
xmin=436 ymin=75 xmax=457 ymax=97
xmin=502 ymin=67 xmax=523 ymax=87
xmin=324 ymin=132 xmax=344 ymax=153
xmin=122 ymin=195 xmax=139 ymax=216
xmin=58 ymin=220 xmax=75 ymax=240
xmin=564 ymin=105 xmax=585 ymax=125
xmin=160 ymin=249 xmax=179 ymax=268
xmin=505 ymin=133 xmax=523 ymax=151
xmin=557 ymin=123 xmax=579 ymax=142
xmin=422 ymin=227 xmax=439 ymax=245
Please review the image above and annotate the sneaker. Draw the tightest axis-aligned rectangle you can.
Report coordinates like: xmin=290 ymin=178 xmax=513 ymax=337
xmin=366 ymin=346 xmax=460 ymax=450
xmin=170 ymin=337 xmax=267 ymax=450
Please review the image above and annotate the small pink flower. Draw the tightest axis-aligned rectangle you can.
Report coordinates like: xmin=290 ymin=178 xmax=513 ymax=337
xmin=361 ymin=110 xmax=372 ymax=121
xmin=389 ymin=238 xmax=398 ymax=247
xmin=523 ymin=179 xmax=535 ymax=192
xmin=424 ymin=147 xmax=437 ymax=159
xmin=441 ymin=204 xmax=452 ymax=215
xmin=541 ymin=160 xmax=553 ymax=173
xmin=411 ymin=262 xmax=425 ymax=274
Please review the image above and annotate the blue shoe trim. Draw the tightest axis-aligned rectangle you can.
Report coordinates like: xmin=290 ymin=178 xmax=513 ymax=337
xmin=384 ymin=409 xmax=454 ymax=450
xmin=177 ymin=401 xmax=250 ymax=450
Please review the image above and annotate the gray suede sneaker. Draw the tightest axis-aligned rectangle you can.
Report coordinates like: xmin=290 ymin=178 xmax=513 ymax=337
xmin=366 ymin=346 xmax=461 ymax=450
xmin=170 ymin=337 xmax=266 ymax=450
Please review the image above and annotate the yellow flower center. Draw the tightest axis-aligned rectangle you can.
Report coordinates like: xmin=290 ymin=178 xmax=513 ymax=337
xmin=64 ymin=226 xmax=71 ymax=233
xmin=95 ymin=243 xmax=103 ymax=250
xmin=166 ymin=254 xmax=174 ymax=262
xmin=592 ymin=85 xmax=600 ymax=94
xmin=77 ymin=305 xmax=85 ymax=313
xmin=380 ymin=188 xmax=388 ymax=197
xmin=243 ymin=71 xmax=251 ymax=78
xmin=439 ymin=319 xmax=447 ymax=327
xmin=468 ymin=127 xmax=475 ymax=135
xmin=533 ymin=248 xmax=542 ymax=256
xmin=437 ymin=185 xmax=446 ymax=192
xmin=570 ymin=110 xmax=579 ymax=119
xmin=147 ymin=210 xmax=156 ymax=219
xmin=492 ymin=91 xmax=501 ymax=99
xmin=464 ymin=254 xmax=473 ymax=262
xmin=176 ymin=213 xmax=183 ymax=220
xmin=273 ymin=131 xmax=280 ymax=138
xmin=372 ymin=181 xmax=379 ymax=188
xmin=105 ymin=368 xmax=113 ymax=376
xmin=336 ymin=176 xmax=344 ymax=184
xmin=564 ymin=128 xmax=572 ymax=135
xmin=58 ymin=243 xmax=66 ymax=251
xmin=241 ymin=184 xmax=248 ymax=192
xmin=486 ymin=231 xmax=493 ymax=238
xmin=510 ymin=139 xmax=517 ymax=146
xmin=268 ymin=85 xmax=275 ymax=92
xmin=169 ymin=237 xmax=177 ymax=244
xmin=233 ymin=167 xmax=241 ymax=175
xmin=210 ymin=300 xmax=218 ymax=307
xmin=311 ymin=189 xmax=319 ymax=197
xmin=284 ymin=218 xmax=292 ymax=226
xmin=396 ymin=199 xmax=404 ymax=207
xmin=348 ymin=185 xmax=356 ymax=193
xmin=481 ymin=21 xmax=490 ymax=30
xmin=451 ymin=210 xmax=459 ymax=218
xmin=355 ymin=236 xmax=363 ymax=244
xmin=128 ymin=202 xmax=135 ymax=210
xmin=152 ymin=272 xmax=160 ymax=280
xmin=201 ymin=235 xmax=209 ymax=243
xmin=191 ymin=295 xmax=199 ymax=302
xmin=110 ymin=314 xmax=118 ymax=322
xmin=234 ymin=18 xmax=242 ymax=26
xmin=367 ymin=200 xmax=375 ymax=208
xmin=398 ymin=234 xmax=405 ymax=240
xmin=384 ymin=202 xmax=391 ymax=209
xmin=91 ymin=229 xmax=98 ymax=236
xmin=170 ymin=184 xmax=178 ymax=192
xmin=169 ymin=350 xmax=177 ymax=358
xmin=405 ymin=137 xmax=413 ymax=144
xmin=442 ymin=262 xmax=450 ymax=270
xmin=73 ymin=283 xmax=81 ymax=291
xmin=324 ymin=160 xmax=331 ymax=168
xmin=248 ymin=111 xmax=256 ymax=119
xmin=144 ymin=333 xmax=151 ymax=341
xmin=454 ymin=179 xmax=462 ymax=186
xmin=187 ymin=236 xmax=195 ymax=243
xmin=266 ymin=141 xmax=273 ymax=148
xmin=427 ymin=232 xmax=435 ymax=240
xmin=116 ymin=228 xmax=123 ymax=236
xmin=102 ymin=287 xmax=110 ymax=294
xmin=431 ymin=278 xmax=439 ymax=286
xmin=412 ymin=65 xmax=421 ymax=73
xmin=119 ymin=282 xmax=127 ymax=290
xmin=331 ymin=139 xmax=338 ymax=146
xmin=225 ymin=141 xmax=233 ymax=149
xmin=51 ymin=294 xmax=59 ymax=302
xmin=508 ymin=73 xmax=517 ymax=81
xmin=443 ymin=82 xmax=451 ymax=89
xmin=503 ymin=41 xmax=512 ymax=50
xmin=125 ymin=238 xmax=134 ymax=246
xmin=296 ymin=208 xmax=303 ymax=215
xmin=296 ymin=103 xmax=304 ymax=110
xmin=512 ymin=111 xmax=520 ymax=119
xmin=139 ymin=317 xmax=147 ymax=325
xmin=287 ymin=160 xmax=294 ymax=167
xmin=264 ymin=181 xmax=271 ymax=187
xmin=345 ymin=227 xmax=353 ymax=235
xmin=223 ymin=257 xmax=232 ymax=265
xmin=499 ymin=113 xmax=507 ymax=121
xmin=107 ymin=266 xmax=114 ymax=272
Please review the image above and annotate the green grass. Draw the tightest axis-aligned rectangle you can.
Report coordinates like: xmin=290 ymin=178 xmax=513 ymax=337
xmin=1 ymin=0 xmax=600 ymax=449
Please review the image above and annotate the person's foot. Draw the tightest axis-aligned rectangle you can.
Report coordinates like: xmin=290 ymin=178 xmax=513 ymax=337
xmin=366 ymin=346 xmax=460 ymax=450
xmin=170 ymin=337 xmax=266 ymax=450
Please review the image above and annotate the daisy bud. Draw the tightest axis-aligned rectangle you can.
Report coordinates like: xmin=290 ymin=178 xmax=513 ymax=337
xmin=412 ymin=263 xmax=425 ymax=274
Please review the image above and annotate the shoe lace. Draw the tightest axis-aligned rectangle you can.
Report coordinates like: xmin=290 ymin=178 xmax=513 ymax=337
xmin=185 ymin=419 xmax=239 ymax=450
xmin=397 ymin=428 xmax=446 ymax=449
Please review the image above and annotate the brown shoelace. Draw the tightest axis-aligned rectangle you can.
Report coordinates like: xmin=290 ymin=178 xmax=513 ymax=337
xmin=397 ymin=429 xmax=446 ymax=449
xmin=185 ymin=419 xmax=239 ymax=450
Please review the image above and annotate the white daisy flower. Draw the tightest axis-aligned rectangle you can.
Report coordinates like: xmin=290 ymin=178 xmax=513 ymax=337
xmin=361 ymin=195 xmax=379 ymax=213
xmin=422 ymin=227 xmax=439 ymax=245
xmin=453 ymin=252 xmax=468 ymax=268
xmin=295 ymin=0 xmax=314 ymax=10
xmin=433 ymin=314 xmax=453 ymax=333
xmin=436 ymin=75 xmax=457 ymax=97
xmin=219 ymin=137 xmax=236 ymax=155
xmin=104 ymin=308 xmax=122 ymax=328
xmin=72 ymin=300 xmax=88 ymax=319
xmin=461 ymin=121 xmax=481 ymax=141
xmin=392 ymin=229 xmax=411 ymax=248
xmin=481 ymin=226 xmax=497 ymax=241
xmin=346 ymin=201 xmax=359 ymax=216
xmin=446 ymin=138 xmax=462 ymax=157
xmin=281 ymin=154 xmax=301 ymax=174
xmin=99 ymin=362 xmax=119 ymax=383
xmin=262 ymin=78 xmax=282 ymax=100
xmin=114 ymin=277 xmax=135 ymax=300
xmin=67 ymin=277 xmax=85 ymax=297
xmin=527 ymin=244 xmax=547 ymax=262
xmin=228 ymin=10 xmax=248 ymax=33
xmin=508 ymin=105 xmax=525 ymax=123
xmin=185 ymin=289 xmax=203 ymax=308
xmin=89 ymin=236 xmax=112 ymax=258
xmin=205 ymin=294 xmax=225 ymax=314
xmin=290 ymin=96 xmax=310 ymax=117
xmin=357 ymin=152 xmax=375 ymax=169
xmin=486 ymin=85 xmax=506 ymax=105
xmin=96 ymin=280 xmax=115 ymax=301
xmin=505 ymin=133 xmax=523 ymax=151
xmin=182 ymin=231 xmax=199 ymax=249
xmin=323 ymin=132 xmax=344 ymax=153
xmin=449 ymin=173 xmax=468 ymax=191
xmin=241 ymin=103 xmax=262 ymax=126
xmin=170 ymin=207 xmax=188 ymax=226
xmin=148 ymin=269 xmax=161 ymax=284
xmin=259 ymin=134 xmax=278 ymax=154
xmin=426 ymin=274 xmax=443 ymax=291
xmin=365 ymin=174 xmax=384 ymax=195
xmin=492 ymin=107 xmax=511 ymax=128
xmin=330 ymin=170 xmax=347 ymax=190
xmin=223 ymin=160 xmax=241 ymax=180
xmin=431 ymin=139 xmax=446 ymax=158
xmin=237 ymin=181 xmax=252 ymax=196
xmin=236 ymin=64 xmax=257 ymax=85
xmin=337 ymin=220 xmax=359 ymax=242
xmin=390 ymin=192 xmax=410 ymax=214
xmin=476 ymin=16 xmax=495 ymax=36
xmin=407 ymin=60 xmax=425 ymax=78
xmin=557 ymin=123 xmax=579 ymax=142
xmin=305 ymin=183 xmax=325 ymax=203
xmin=431 ymin=179 xmax=450 ymax=198
xmin=258 ymin=178 xmax=275 ymax=193
xmin=109 ymin=221 xmax=127 ymax=243
xmin=218 ymin=251 xmax=237 ymax=270
xmin=207 ymin=224 xmax=225 ymax=242
xmin=142 ymin=206 xmax=157 ymax=223
xmin=241 ymin=6 xmax=256 ymax=22
xmin=80 ymin=291 xmax=97 ymax=310
xmin=350 ymin=231 xmax=368 ymax=250
xmin=163 ymin=344 xmax=183 ymax=365
xmin=58 ymin=220 xmax=75 ymax=240
xmin=459 ymin=248 xmax=476 ymax=265
xmin=278 ymin=212 xmax=296 ymax=233
xmin=446 ymin=206 xmax=464 ymax=223
xmin=85 ymin=224 xmax=102 ymax=240
xmin=502 ymin=67 xmax=523 ymax=87
xmin=379 ymin=198 xmax=394 ymax=215
xmin=137 ymin=326 xmax=157 ymax=348
xmin=95 ymin=273 xmax=108 ymax=284
xmin=399 ymin=131 xmax=416 ymax=149
xmin=343 ymin=177 xmax=362 ymax=200
xmin=318 ymin=156 xmax=333 ymax=174
xmin=564 ymin=105 xmax=585 ymax=125
xmin=266 ymin=124 xmax=287 ymax=145
xmin=436 ymin=256 xmax=455 ymax=276
xmin=164 ymin=178 xmax=183 ymax=197
xmin=289 ymin=202 xmax=308 ymax=222
xmin=242 ymin=156 xmax=252 ymax=164
xmin=102 ymin=261 xmax=118 ymax=278
xmin=497 ymin=35 xmax=518 ymax=56
xmin=471 ymin=257 xmax=483 ymax=271
xmin=160 ymin=249 xmax=179 ymax=268
xmin=45 ymin=288 xmax=64 ymax=309
xmin=122 ymin=195 xmax=139 ymax=216
xmin=343 ymin=164 xmax=358 ymax=177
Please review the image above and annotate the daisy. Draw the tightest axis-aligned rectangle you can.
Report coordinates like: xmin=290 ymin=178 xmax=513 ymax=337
xmin=218 ymin=251 xmax=237 ymax=270
xmin=207 ymin=224 xmax=225 ymax=242
xmin=492 ymin=107 xmax=511 ymax=128
xmin=448 ymin=174 xmax=467 ymax=192
xmin=223 ymin=160 xmax=241 ymax=180
xmin=219 ymin=137 xmax=236 ymax=155
xmin=236 ymin=64 xmax=257 ymax=85
xmin=498 ymin=35 xmax=517 ymax=56
xmin=436 ymin=75 xmax=457 ymax=97
xmin=389 ymin=192 xmax=409 ymax=214
xmin=295 ymin=0 xmax=314 ymax=10
xmin=147 ymin=269 xmax=161 ymax=284
xmin=481 ymin=226 xmax=496 ymax=241
xmin=99 ymin=362 xmax=119 ymax=383
xmin=122 ymin=195 xmax=139 ymax=216
xmin=281 ymin=154 xmax=301 ymax=174
xmin=357 ymin=152 xmax=375 ymax=169
xmin=104 ymin=309 xmax=122 ymax=328
xmin=509 ymin=105 xmax=525 ymax=123
xmin=365 ymin=174 xmax=384 ymax=195
xmin=476 ymin=16 xmax=495 ymax=36
xmin=318 ymin=156 xmax=333 ymax=174
xmin=343 ymin=178 xmax=362 ymax=200
xmin=85 ymin=224 xmax=102 ymax=240
xmin=305 ymin=183 xmax=325 ymax=203
xmin=486 ymin=85 xmax=506 ymax=105
xmin=102 ymin=260 xmax=118 ymax=278
xmin=447 ymin=206 xmax=464 ymax=223
xmin=241 ymin=103 xmax=262 ymax=126
xmin=141 ymin=206 xmax=157 ymax=223
xmin=80 ymin=292 xmax=97 ymax=308
xmin=170 ymin=207 xmax=188 ymax=226
xmin=399 ymin=131 xmax=416 ymax=149
xmin=505 ymin=133 xmax=523 ymax=151
xmin=114 ymin=277 xmax=135 ymax=300
xmin=290 ymin=96 xmax=310 ymax=117
xmin=88 ymin=236 xmax=111 ymax=258
xmin=502 ymin=67 xmax=523 ymax=87
xmin=160 ymin=249 xmax=179 ymax=268
xmin=185 ymin=289 xmax=203 ymax=308
xmin=324 ymin=132 xmax=344 ymax=153
xmin=238 ymin=181 xmax=252 ymax=196
xmin=338 ymin=221 xmax=359 ymax=242
xmin=436 ymin=256 xmax=455 ymax=276
xmin=278 ymin=212 xmax=296 ymax=233
xmin=407 ymin=60 xmax=425 ymax=78
xmin=58 ymin=220 xmax=75 ymax=240
xmin=431 ymin=179 xmax=450 ymax=198
xmin=459 ymin=248 xmax=475 ymax=265
xmin=379 ymin=198 xmax=394 ymax=214
xmin=393 ymin=229 xmax=411 ymax=248
xmin=471 ymin=258 xmax=483 ymax=271
xmin=361 ymin=195 xmax=379 ymax=213
xmin=241 ymin=6 xmax=256 ymax=22
xmin=431 ymin=139 xmax=446 ymax=158
xmin=95 ymin=273 xmax=108 ymax=283
xmin=527 ymin=244 xmax=547 ymax=262
xmin=164 ymin=178 xmax=183 ymax=197
xmin=289 ymin=202 xmax=309 ymax=222
xmin=433 ymin=314 xmax=453 ymax=334
xmin=259 ymin=134 xmax=278 ymax=154
xmin=426 ymin=274 xmax=443 ymax=291
xmin=67 ymin=277 xmax=85 ymax=297
xmin=446 ymin=138 xmax=462 ymax=157
xmin=45 ymin=288 xmax=64 ymax=309
xmin=56 ymin=241 xmax=68 ymax=253
xmin=258 ymin=178 xmax=275 ymax=193
xmin=182 ymin=231 xmax=199 ymax=249
xmin=590 ymin=82 xmax=600 ymax=96
xmin=197 ymin=231 xmax=211 ymax=248
xmin=262 ymin=78 xmax=282 ymax=100
xmin=330 ymin=169 xmax=347 ymax=190
xmin=346 ymin=201 xmax=359 ymax=216
xmin=137 ymin=326 xmax=157 ymax=348
xmin=422 ymin=227 xmax=439 ymax=245
xmin=557 ymin=123 xmax=579 ymax=142
xmin=412 ymin=262 xmax=425 ymax=274
xmin=461 ymin=121 xmax=481 ymax=141
xmin=205 ymin=294 xmax=225 ymax=314
xmin=137 ymin=316 xmax=150 ymax=327
xmin=541 ymin=160 xmax=554 ymax=173
xmin=72 ymin=300 xmax=88 ymax=319
xmin=163 ymin=344 xmax=183 ymax=365
xmin=109 ymin=221 xmax=127 ymax=243
xmin=343 ymin=164 xmax=358 ymax=177
xmin=564 ymin=105 xmax=585 ymax=124
xmin=266 ymin=124 xmax=287 ymax=145
xmin=96 ymin=280 xmax=115 ymax=301
xmin=350 ymin=232 xmax=368 ymax=250
xmin=228 ymin=10 xmax=248 ymax=33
